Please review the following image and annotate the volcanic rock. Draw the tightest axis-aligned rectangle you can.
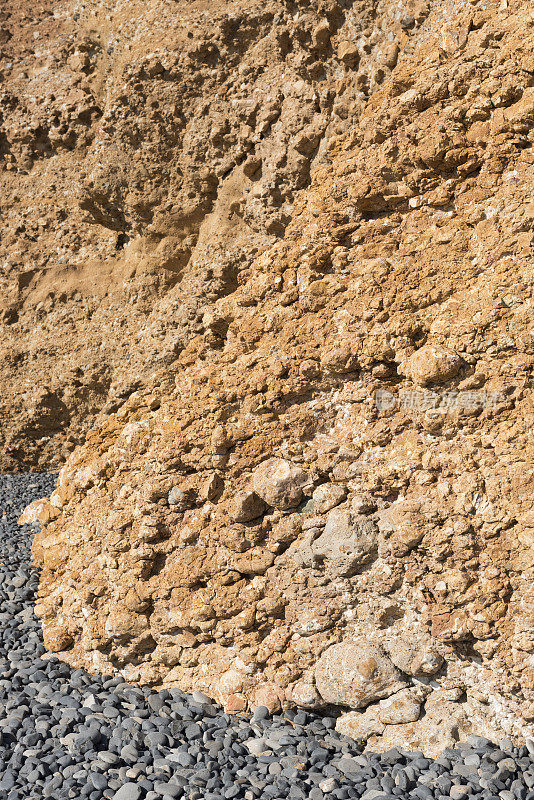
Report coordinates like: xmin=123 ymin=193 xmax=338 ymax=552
xmin=311 ymin=507 xmax=378 ymax=576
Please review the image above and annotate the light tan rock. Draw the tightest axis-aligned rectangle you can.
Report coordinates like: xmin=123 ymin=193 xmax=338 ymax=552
xmin=377 ymin=500 xmax=434 ymax=554
xmin=252 ymin=459 xmax=309 ymax=510
xmin=314 ymin=640 xmax=406 ymax=708
xmin=43 ymin=624 xmax=74 ymax=653
xmin=224 ymin=694 xmax=248 ymax=713
xmin=400 ymin=345 xmax=462 ymax=386
xmin=338 ymin=40 xmax=360 ymax=68
xmin=312 ymin=507 xmax=378 ymax=576
xmin=252 ymin=683 xmax=283 ymax=713
xmin=366 ymin=698 xmax=470 ymax=758
xmin=377 ymin=689 xmax=422 ymax=725
xmin=229 ymin=491 xmax=267 ymax=523
xmin=312 ymin=21 xmax=331 ymax=51
xmin=18 ymin=499 xmax=60 ymax=526
xmin=287 ymin=681 xmax=323 ymax=708
xmin=385 ymin=632 xmax=444 ymax=677
xmin=336 ymin=708 xmax=385 ymax=741
xmin=312 ymin=483 xmax=347 ymax=513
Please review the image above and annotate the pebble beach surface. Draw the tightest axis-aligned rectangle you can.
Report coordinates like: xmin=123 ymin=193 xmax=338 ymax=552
xmin=2 ymin=473 xmax=534 ymax=800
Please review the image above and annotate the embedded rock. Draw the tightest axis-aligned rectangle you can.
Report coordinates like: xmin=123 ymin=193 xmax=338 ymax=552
xmin=384 ymin=631 xmax=444 ymax=677
xmin=377 ymin=688 xmax=423 ymax=725
xmin=251 ymin=459 xmax=309 ymax=510
xmin=377 ymin=500 xmax=433 ymax=555
xmin=337 ymin=690 xmax=471 ymax=759
xmin=311 ymin=507 xmax=378 ymax=576
xmin=335 ymin=687 xmax=423 ymax=741
xmin=287 ymin=681 xmax=323 ymax=709
xmin=335 ymin=708 xmax=385 ymax=742
xmin=314 ymin=640 xmax=406 ymax=708
xmin=229 ymin=491 xmax=267 ymax=523
xmin=43 ymin=624 xmax=74 ymax=653
xmin=400 ymin=345 xmax=462 ymax=386
xmin=311 ymin=483 xmax=347 ymax=514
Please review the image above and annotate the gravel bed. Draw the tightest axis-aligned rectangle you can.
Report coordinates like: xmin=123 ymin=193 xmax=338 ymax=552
xmin=2 ymin=472 xmax=534 ymax=800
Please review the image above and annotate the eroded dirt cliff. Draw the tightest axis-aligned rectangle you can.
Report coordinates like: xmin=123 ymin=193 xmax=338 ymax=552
xmin=24 ymin=0 xmax=534 ymax=754
xmin=0 ymin=0 xmax=425 ymax=470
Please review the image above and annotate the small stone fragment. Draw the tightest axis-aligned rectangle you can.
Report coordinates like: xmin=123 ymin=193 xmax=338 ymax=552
xmin=287 ymin=681 xmax=322 ymax=708
xmin=229 ymin=490 xmax=266 ymax=522
xmin=312 ymin=507 xmax=378 ymax=575
xmin=312 ymin=21 xmax=331 ymax=50
xmin=338 ymin=40 xmax=359 ymax=67
xmin=312 ymin=484 xmax=347 ymax=513
xmin=335 ymin=708 xmax=385 ymax=741
xmin=385 ymin=632 xmax=444 ymax=677
xmin=252 ymin=682 xmax=283 ymax=713
xmin=43 ymin=624 xmax=73 ymax=652
xmin=168 ymin=487 xmax=186 ymax=506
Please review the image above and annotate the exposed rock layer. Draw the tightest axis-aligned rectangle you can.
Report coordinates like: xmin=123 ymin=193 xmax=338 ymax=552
xmin=17 ymin=0 xmax=534 ymax=753
xmin=0 ymin=0 xmax=422 ymax=469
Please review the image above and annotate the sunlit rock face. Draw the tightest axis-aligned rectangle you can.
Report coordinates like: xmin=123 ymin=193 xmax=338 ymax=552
xmin=24 ymin=0 xmax=534 ymax=753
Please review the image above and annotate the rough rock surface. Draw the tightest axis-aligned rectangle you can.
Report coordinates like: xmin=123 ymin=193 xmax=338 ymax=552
xmin=0 ymin=0 xmax=422 ymax=470
xmin=21 ymin=0 xmax=534 ymax=753
xmin=314 ymin=640 xmax=407 ymax=708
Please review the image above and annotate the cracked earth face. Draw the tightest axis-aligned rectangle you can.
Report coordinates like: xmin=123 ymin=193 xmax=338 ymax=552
xmin=8 ymin=0 xmax=534 ymax=754
xmin=0 ymin=0 xmax=422 ymax=470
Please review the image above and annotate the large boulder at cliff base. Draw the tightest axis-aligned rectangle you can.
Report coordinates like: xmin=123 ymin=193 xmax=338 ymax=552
xmin=314 ymin=640 xmax=407 ymax=709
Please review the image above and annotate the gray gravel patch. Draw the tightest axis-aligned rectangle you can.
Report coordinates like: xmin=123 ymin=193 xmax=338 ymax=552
xmin=2 ymin=472 xmax=534 ymax=800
